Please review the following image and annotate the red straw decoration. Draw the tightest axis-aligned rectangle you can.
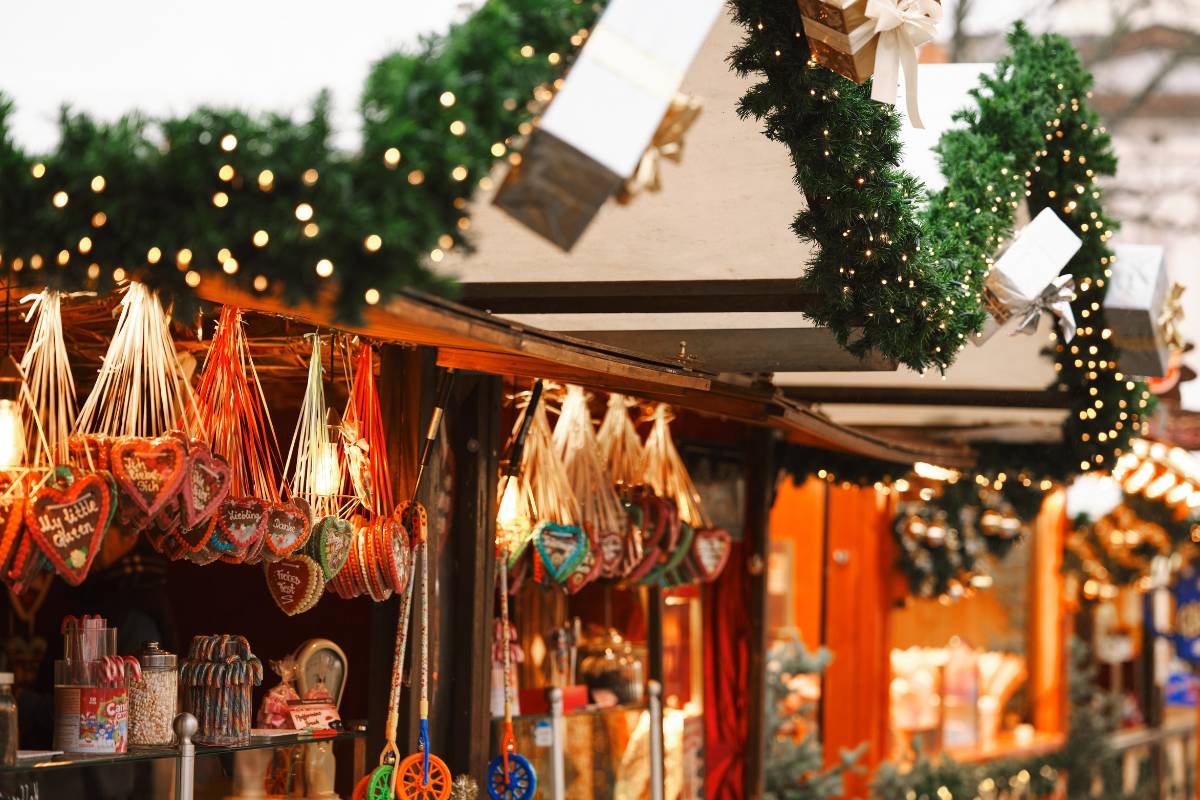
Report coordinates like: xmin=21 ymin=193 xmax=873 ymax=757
xmin=194 ymin=307 xmax=283 ymax=500
xmin=342 ymin=344 xmax=393 ymax=518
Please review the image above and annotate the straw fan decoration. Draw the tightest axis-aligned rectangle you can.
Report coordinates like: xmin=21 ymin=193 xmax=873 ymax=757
xmin=498 ymin=386 xmax=582 ymax=593
xmin=596 ymin=393 xmax=643 ymax=488
xmin=328 ymin=342 xmax=411 ymax=606
xmin=636 ymin=404 xmax=730 ymax=585
xmin=553 ymin=385 xmax=625 ymax=588
xmin=192 ymin=306 xmax=287 ymax=567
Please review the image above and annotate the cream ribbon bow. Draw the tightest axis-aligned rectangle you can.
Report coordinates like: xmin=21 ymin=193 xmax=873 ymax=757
xmin=865 ymin=0 xmax=942 ymax=129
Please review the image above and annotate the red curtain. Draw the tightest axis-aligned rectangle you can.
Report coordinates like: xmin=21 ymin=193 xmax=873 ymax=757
xmin=703 ymin=541 xmax=751 ymax=799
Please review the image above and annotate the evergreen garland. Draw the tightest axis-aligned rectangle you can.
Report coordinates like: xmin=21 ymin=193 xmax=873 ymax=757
xmin=727 ymin=4 xmax=1149 ymax=481
xmin=0 ymin=0 xmax=602 ymax=319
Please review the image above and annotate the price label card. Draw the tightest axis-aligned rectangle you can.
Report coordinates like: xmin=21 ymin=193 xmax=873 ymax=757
xmin=287 ymin=700 xmax=340 ymax=731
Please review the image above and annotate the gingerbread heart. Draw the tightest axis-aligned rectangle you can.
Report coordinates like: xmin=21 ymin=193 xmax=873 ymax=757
xmin=381 ymin=517 xmax=411 ymax=594
xmin=111 ymin=437 xmax=187 ymax=519
xmin=25 ymin=472 xmax=115 ymax=586
xmin=176 ymin=514 xmax=218 ymax=553
xmin=265 ymin=555 xmax=324 ymax=616
xmin=310 ymin=515 xmax=352 ymax=581
xmin=691 ymin=527 xmax=731 ymax=583
xmin=182 ymin=447 xmax=231 ymax=529
xmin=565 ymin=530 xmax=603 ymax=595
xmin=266 ymin=502 xmax=312 ymax=556
xmin=532 ymin=522 xmax=588 ymax=585
xmin=218 ymin=497 xmax=269 ymax=549
xmin=0 ymin=489 xmax=27 ymax=576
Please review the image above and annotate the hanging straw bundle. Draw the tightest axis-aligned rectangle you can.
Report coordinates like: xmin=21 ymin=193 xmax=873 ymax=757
xmin=20 ymin=291 xmax=75 ymax=469
xmin=552 ymin=385 xmax=623 ymax=539
xmin=341 ymin=343 xmax=393 ymax=518
xmin=194 ymin=307 xmax=282 ymax=498
xmin=639 ymin=404 xmax=711 ymax=529
xmin=75 ymin=282 xmax=202 ymax=439
xmin=284 ymin=335 xmax=350 ymax=520
xmin=499 ymin=387 xmax=578 ymax=533
xmin=596 ymin=393 xmax=643 ymax=487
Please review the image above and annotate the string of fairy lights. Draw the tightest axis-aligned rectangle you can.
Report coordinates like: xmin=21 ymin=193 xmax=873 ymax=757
xmin=0 ymin=1 xmax=602 ymax=318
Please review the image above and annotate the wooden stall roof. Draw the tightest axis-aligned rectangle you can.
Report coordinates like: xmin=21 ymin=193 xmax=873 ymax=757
xmin=187 ymin=281 xmax=974 ymax=468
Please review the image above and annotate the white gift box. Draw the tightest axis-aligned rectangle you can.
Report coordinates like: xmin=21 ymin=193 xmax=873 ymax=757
xmin=1105 ymin=244 xmax=1171 ymax=378
xmin=895 ymin=63 xmax=993 ymax=193
xmin=494 ymin=0 xmax=724 ymax=251
xmin=974 ymin=207 xmax=1083 ymax=344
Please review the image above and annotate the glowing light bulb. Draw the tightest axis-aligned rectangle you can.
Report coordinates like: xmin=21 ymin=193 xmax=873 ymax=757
xmin=0 ymin=399 xmax=25 ymax=470
xmin=497 ymin=479 xmax=521 ymax=528
xmin=313 ymin=440 xmax=340 ymax=497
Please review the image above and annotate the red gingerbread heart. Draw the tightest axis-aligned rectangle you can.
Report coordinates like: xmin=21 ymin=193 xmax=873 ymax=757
xmin=0 ymin=488 xmax=27 ymax=576
xmin=111 ymin=437 xmax=187 ymax=519
xmin=218 ymin=496 xmax=269 ymax=549
xmin=690 ymin=527 xmax=731 ymax=583
xmin=265 ymin=555 xmax=323 ymax=615
xmin=265 ymin=502 xmax=312 ymax=556
xmin=25 ymin=473 xmax=115 ymax=586
xmin=182 ymin=447 xmax=231 ymax=529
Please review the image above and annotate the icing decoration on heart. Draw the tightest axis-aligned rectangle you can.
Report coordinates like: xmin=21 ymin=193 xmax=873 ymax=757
xmin=218 ymin=497 xmax=269 ymax=549
xmin=5 ymin=530 xmax=43 ymax=590
xmin=177 ymin=513 xmax=219 ymax=553
xmin=532 ymin=522 xmax=588 ymax=585
xmin=565 ymin=530 xmax=603 ymax=595
xmin=645 ymin=521 xmax=695 ymax=588
xmin=265 ymin=502 xmax=312 ymax=556
xmin=691 ymin=527 xmax=732 ymax=583
xmin=617 ymin=503 xmax=645 ymax=579
xmin=0 ymin=489 xmax=27 ymax=576
xmin=380 ymin=517 xmax=410 ymax=594
xmin=265 ymin=555 xmax=324 ymax=616
xmin=25 ymin=471 xmax=115 ymax=586
xmin=182 ymin=447 xmax=231 ymax=529
xmin=310 ymin=515 xmax=353 ymax=581
xmin=595 ymin=526 xmax=625 ymax=580
xmin=111 ymin=437 xmax=187 ymax=519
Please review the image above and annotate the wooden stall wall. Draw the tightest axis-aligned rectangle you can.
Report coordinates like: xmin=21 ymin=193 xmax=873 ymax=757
xmin=822 ymin=485 xmax=895 ymax=800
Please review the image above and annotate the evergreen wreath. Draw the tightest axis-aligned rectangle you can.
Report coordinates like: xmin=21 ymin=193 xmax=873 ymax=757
xmin=728 ymin=4 xmax=1150 ymax=480
xmin=0 ymin=0 xmax=602 ymax=319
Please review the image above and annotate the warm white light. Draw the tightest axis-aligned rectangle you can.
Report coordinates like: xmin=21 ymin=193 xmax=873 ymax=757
xmin=913 ymin=462 xmax=959 ymax=482
xmin=1123 ymin=461 xmax=1157 ymax=494
xmin=497 ymin=479 xmax=521 ymax=528
xmin=0 ymin=400 xmax=26 ymax=470
xmin=313 ymin=440 xmax=340 ymax=497
xmin=1145 ymin=472 xmax=1177 ymax=500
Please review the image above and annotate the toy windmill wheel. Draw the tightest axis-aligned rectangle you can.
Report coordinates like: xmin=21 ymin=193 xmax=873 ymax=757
xmin=394 ymin=749 xmax=452 ymax=799
xmin=487 ymin=749 xmax=536 ymax=800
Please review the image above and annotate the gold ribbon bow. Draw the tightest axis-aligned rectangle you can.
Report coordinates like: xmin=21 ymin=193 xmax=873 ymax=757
xmin=617 ymin=94 xmax=703 ymax=205
xmin=1159 ymin=282 xmax=1187 ymax=353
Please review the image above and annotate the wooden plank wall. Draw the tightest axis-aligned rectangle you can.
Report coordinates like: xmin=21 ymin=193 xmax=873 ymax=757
xmin=822 ymin=485 xmax=895 ymax=800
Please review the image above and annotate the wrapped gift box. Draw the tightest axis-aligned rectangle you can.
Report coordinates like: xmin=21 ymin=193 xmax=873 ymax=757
xmin=798 ymin=0 xmax=871 ymax=31
xmin=801 ymin=0 xmax=940 ymax=85
xmin=975 ymin=207 xmax=1082 ymax=344
xmin=494 ymin=0 xmax=724 ymax=250
xmin=803 ymin=15 xmax=878 ymax=83
xmin=1105 ymin=244 xmax=1172 ymax=378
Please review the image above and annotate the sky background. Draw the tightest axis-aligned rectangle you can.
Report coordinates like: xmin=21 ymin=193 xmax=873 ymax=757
xmin=0 ymin=0 xmax=1052 ymax=152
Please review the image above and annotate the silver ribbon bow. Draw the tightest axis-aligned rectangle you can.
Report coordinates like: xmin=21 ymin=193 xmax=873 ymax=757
xmin=865 ymin=0 xmax=942 ymax=129
xmin=1013 ymin=274 xmax=1078 ymax=342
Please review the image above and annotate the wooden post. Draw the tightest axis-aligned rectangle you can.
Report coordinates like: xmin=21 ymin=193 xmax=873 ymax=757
xmin=743 ymin=427 xmax=776 ymax=800
xmin=443 ymin=373 xmax=503 ymax=778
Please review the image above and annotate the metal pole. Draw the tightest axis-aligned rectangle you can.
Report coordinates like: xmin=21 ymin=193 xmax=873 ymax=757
xmin=173 ymin=712 xmax=198 ymax=800
xmin=648 ymin=680 xmax=664 ymax=800
xmin=548 ymin=687 xmax=566 ymax=800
